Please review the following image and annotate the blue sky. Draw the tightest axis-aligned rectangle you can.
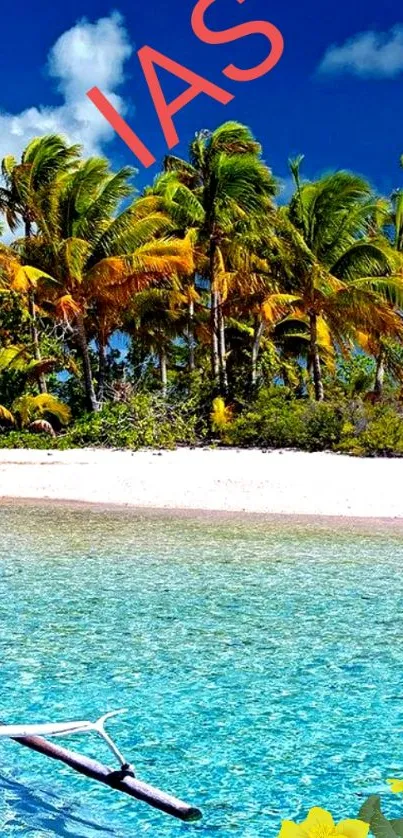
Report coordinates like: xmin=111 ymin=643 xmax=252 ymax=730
xmin=1 ymin=0 xmax=403 ymax=200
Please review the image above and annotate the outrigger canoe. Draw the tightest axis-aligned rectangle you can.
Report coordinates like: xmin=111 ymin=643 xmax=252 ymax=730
xmin=0 ymin=711 xmax=202 ymax=822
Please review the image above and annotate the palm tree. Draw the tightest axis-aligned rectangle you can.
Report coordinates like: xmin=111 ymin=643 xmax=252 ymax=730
xmin=365 ymin=188 xmax=403 ymax=396
xmin=18 ymin=158 xmax=194 ymax=411
xmin=279 ymin=159 xmax=403 ymax=400
xmin=0 ymin=136 xmax=80 ymax=393
xmin=163 ymin=122 xmax=278 ymax=392
xmin=141 ymin=179 xmax=204 ymax=376
xmin=0 ymin=393 xmax=71 ymax=435
xmin=127 ymin=289 xmax=184 ymax=397
xmin=208 ymin=221 xmax=298 ymax=389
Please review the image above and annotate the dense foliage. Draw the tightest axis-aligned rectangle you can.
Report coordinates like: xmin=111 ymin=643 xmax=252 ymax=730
xmin=1 ymin=126 xmax=403 ymax=454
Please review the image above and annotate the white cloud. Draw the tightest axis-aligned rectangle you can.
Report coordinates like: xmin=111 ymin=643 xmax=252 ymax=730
xmin=319 ymin=24 xmax=403 ymax=78
xmin=0 ymin=12 xmax=133 ymax=163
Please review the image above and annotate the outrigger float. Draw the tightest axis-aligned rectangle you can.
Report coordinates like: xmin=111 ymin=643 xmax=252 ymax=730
xmin=0 ymin=711 xmax=202 ymax=823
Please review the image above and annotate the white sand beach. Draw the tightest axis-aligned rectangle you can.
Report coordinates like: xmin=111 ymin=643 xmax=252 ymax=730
xmin=0 ymin=447 xmax=402 ymax=518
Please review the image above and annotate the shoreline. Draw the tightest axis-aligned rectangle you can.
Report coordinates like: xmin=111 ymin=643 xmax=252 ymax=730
xmin=0 ymin=447 xmax=403 ymax=521
xmin=3 ymin=497 xmax=403 ymax=534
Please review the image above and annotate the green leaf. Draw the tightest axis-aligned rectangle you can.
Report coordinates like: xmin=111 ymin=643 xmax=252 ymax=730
xmin=0 ymin=405 xmax=15 ymax=424
xmin=391 ymin=821 xmax=403 ymax=838
xmin=358 ymin=795 xmax=381 ymax=823
xmin=370 ymin=808 xmax=399 ymax=838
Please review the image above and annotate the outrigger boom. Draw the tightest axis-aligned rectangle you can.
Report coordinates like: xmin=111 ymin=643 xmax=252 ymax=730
xmin=0 ymin=711 xmax=132 ymax=771
xmin=0 ymin=712 xmax=202 ymax=823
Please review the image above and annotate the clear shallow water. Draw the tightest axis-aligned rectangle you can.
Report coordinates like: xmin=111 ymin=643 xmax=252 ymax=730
xmin=1 ymin=505 xmax=403 ymax=837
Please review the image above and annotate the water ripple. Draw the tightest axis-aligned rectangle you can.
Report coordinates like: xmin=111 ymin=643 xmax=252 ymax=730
xmin=0 ymin=506 xmax=402 ymax=836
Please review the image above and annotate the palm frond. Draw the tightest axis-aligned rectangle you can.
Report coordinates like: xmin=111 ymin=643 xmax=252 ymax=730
xmin=87 ymin=239 xmax=194 ymax=303
xmin=0 ymin=405 xmax=15 ymax=424
xmin=12 ymin=394 xmax=71 ymax=427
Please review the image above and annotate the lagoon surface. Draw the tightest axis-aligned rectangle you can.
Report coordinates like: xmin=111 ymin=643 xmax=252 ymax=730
xmin=1 ymin=505 xmax=403 ymax=837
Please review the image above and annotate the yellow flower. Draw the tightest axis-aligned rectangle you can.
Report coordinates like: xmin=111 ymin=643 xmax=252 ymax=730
xmin=278 ymin=807 xmax=369 ymax=838
xmin=210 ymin=397 xmax=233 ymax=433
xmin=387 ymin=778 xmax=403 ymax=793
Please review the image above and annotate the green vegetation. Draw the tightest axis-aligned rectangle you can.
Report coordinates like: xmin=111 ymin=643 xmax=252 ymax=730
xmin=1 ymin=126 xmax=403 ymax=455
xmin=358 ymin=793 xmax=403 ymax=838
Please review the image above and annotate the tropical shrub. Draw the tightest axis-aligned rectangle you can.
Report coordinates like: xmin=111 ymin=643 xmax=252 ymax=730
xmin=59 ymin=394 xmax=199 ymax=450
xmin=211 ymin=397 xmax=233 ymax=437
xmin=220 ymin=388 xmax=403 ymax=456
xmin=12 ymin=394 xmax=71 ymax=428
xmin=228 ymin=388 xmax=344 ymax=451
xmin=338 ymin=405 xmax=403 ymax=457
xmin=0 ymin=394 xmax=71 ymax=435
xmin=1 ymin=386 xmax=403 ymax=455
xmin=334 ymin=355 xmax=377 ymax=399
xmin=0 ymin=430 xmax=57 ymax=449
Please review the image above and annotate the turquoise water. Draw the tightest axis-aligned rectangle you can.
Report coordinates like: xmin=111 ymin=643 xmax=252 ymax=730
xmin=1 ymin=505 xmax=403 ymax=837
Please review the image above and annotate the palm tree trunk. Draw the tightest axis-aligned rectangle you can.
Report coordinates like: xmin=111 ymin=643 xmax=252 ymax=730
xmin=159 ymin=347 xmax=168 ymax=398
xmin=28 ymin=291 xmax=47 ymax=395
xmin=374 ymin=348 xmax=386 ymax=397
xmin=97 ymin=336 xmax=107 ymax=403
xmin=211 ymin=292 xmax=220 ymax=384
xmin=209 ymin=239 xmax=220 ymax=386
xmin=309 ymin=312 xmax=324 ymax=402
xmin=76 ymin=313 xmax=99 ymax=412
xmin=218 ymin=295 xmax=228 ymax=394
xmin=25 ymin=218 xmax=47 ymax=395
xmin=188 ymin=298 xmax=195 ymax=373
xmin=251 ymin=317 xmax=265 ymax=388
